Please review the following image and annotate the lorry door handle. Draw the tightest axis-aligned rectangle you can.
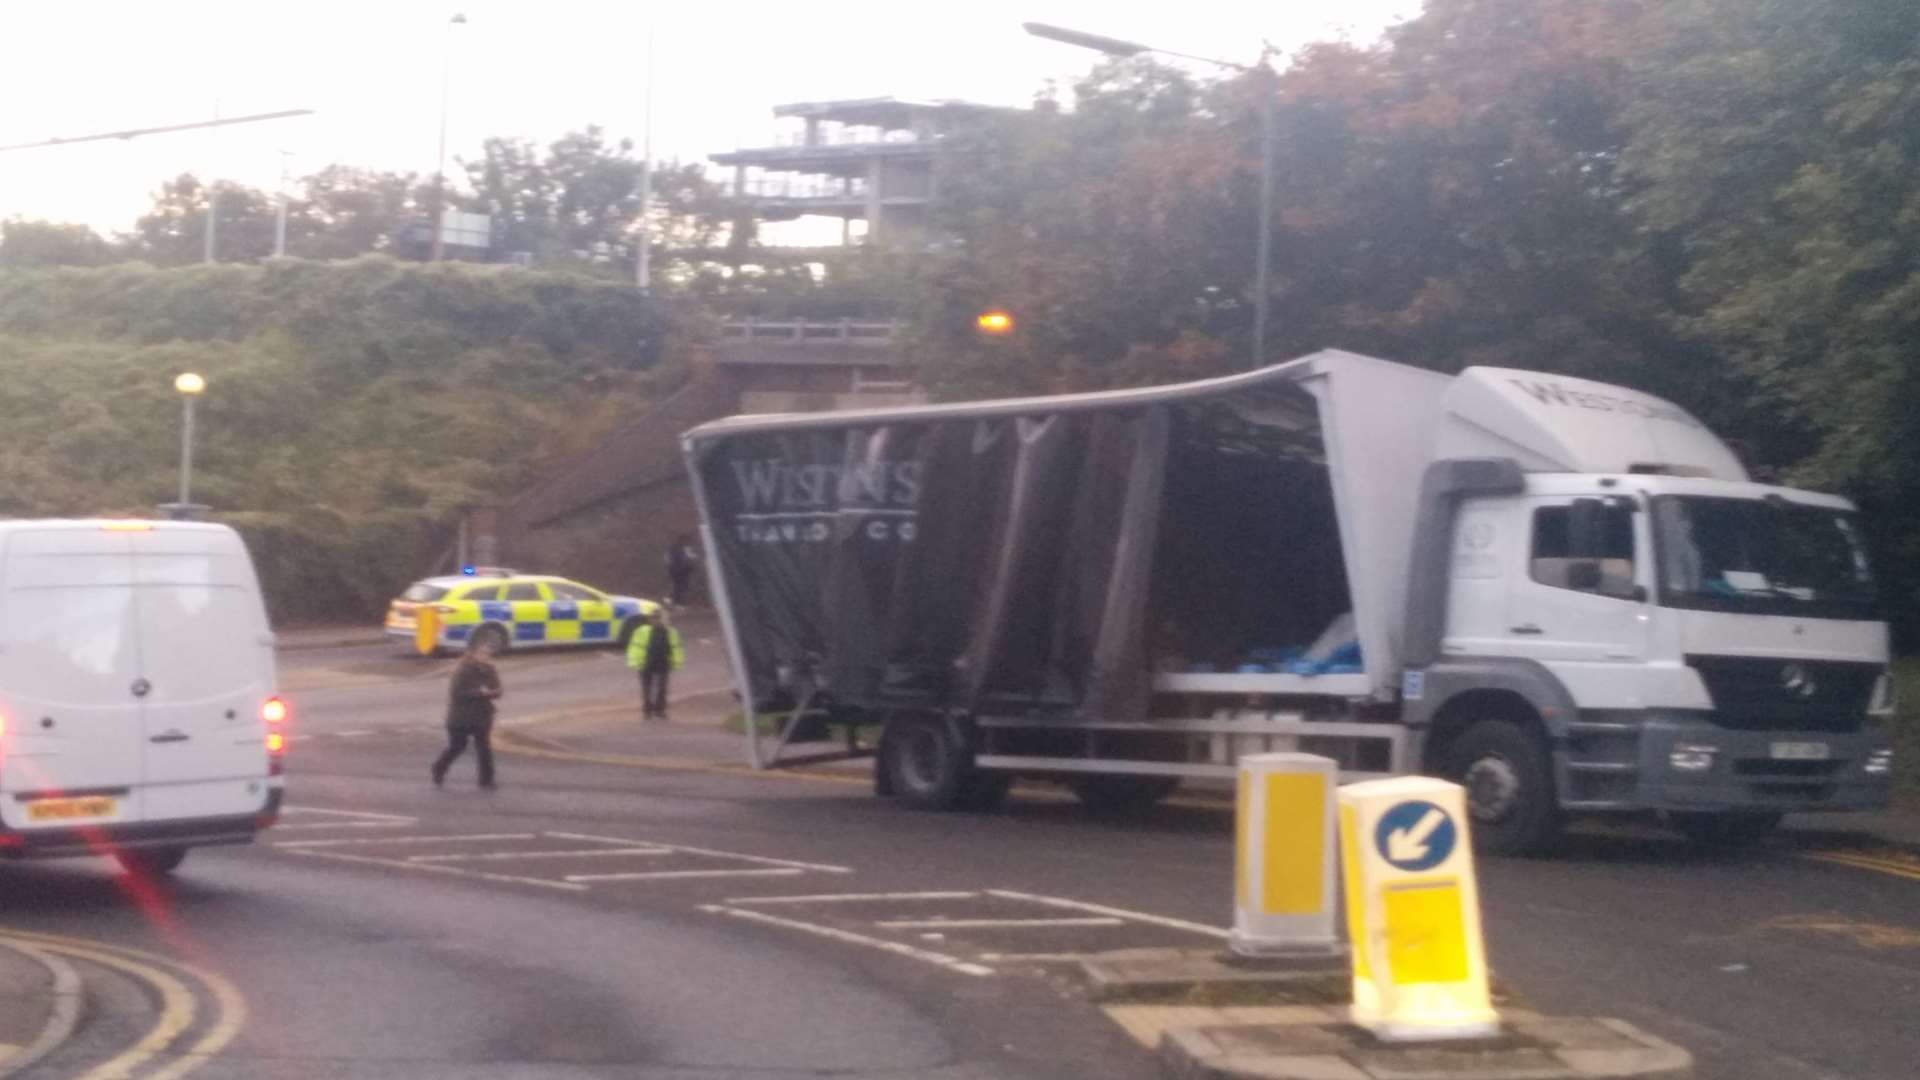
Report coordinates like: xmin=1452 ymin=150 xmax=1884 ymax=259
xmin=1509 ymin=623 xmax=1544 ymax=635
xmin=149 ymin=731 xmax=191 ymax=744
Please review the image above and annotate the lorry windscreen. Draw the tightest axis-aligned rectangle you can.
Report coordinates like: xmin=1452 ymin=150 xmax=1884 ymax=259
xmin=1653 ymin=495 xmax=1879 ymax=620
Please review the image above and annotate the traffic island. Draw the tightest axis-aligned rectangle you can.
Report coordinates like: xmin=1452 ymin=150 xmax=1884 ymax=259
xmin=1160 ymin=1010 xmax=1692 ymax=1080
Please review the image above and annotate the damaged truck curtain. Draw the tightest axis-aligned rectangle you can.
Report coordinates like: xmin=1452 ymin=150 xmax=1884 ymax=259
xmin=695 ymin=406 xmax=1170 ymax=721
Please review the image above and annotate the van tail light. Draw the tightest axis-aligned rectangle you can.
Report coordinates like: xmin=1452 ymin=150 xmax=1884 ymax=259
xmin=262 ymin=697 xmax=288 ymax=775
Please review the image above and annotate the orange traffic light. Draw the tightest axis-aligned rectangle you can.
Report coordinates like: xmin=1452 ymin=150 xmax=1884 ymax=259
xmin=976 ymin=310 xmax=1015 ymax=336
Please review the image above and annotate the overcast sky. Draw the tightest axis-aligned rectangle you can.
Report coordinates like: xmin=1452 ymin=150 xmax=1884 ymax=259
xmin=0 ymin=1 xmax=1418 ymax=236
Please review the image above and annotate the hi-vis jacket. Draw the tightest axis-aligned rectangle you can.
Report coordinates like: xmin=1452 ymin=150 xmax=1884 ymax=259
xmin=625 ymin=624 xmax=685 ymax=672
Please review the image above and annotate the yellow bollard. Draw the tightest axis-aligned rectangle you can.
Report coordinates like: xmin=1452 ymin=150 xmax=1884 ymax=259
xmin=414 ymin=605 xmax=440 ymax=656
xmin=1230 ymin=753 xmax=1342 ymax=958
xmin=1337 ymin=775 xmax=1498 ymax=1041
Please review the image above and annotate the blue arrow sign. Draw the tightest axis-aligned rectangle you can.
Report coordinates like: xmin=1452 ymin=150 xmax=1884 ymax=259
xmin=1373 ymin=799 xmax=1456 ymax=872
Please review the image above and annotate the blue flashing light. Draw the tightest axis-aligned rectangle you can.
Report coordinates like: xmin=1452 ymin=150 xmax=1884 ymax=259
xmin=461 ymin=565 xmax=476 ymax=575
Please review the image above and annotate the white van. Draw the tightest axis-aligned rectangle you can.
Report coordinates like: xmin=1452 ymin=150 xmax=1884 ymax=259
xmin=0 ymin=520 xmax=285 ymax=875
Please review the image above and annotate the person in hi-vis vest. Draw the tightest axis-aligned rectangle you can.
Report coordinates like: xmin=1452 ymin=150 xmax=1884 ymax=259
xmin=625 ymin=608 xmax=684 ymax=721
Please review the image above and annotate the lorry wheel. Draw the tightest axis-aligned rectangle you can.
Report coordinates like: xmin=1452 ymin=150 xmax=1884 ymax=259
xmin=1669 ymin=811 xmax=1782 ymax=847
xmin=117 ymin=846 xmax=188 ymax=877
xmin=1068 ymin=776 xmax=1180 ymax=818
xmin=881 ymin=715 xmax=973 ymax=810
xmin=1448 ymin=720 xmax=1561 ymax=856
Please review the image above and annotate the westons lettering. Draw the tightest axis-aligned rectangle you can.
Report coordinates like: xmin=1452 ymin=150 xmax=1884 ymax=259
xmin=729 ymin=459 xmax=924 ymax=545
xmin=1508 ymin=379 xmax=1702 ymax=428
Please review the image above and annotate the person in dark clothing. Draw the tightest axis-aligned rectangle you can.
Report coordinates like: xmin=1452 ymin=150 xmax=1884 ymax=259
xmin=431 ymin=636 xmax=503 ymax=788
xmin=666 ymin=535 xmax=700 ymax=608
xmin=625 ymin=608 xmax=684 ymax=721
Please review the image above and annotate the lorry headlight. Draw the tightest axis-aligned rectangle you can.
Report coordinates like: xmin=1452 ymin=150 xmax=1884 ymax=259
xmin=1670 ymin=743 xmax=1718 ymax=772
xmin=1865 ymin=749 xmax=1894 ymax=776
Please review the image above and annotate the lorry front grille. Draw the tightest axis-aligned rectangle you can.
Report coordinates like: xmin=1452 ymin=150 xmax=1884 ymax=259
xmin=1685 ymin=655 xmax=1878 ymax=733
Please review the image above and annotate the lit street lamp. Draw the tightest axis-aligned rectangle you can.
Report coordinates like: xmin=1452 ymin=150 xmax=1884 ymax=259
xmin=1024 ymin=21 xmax=1278 ymax=369
xmin=161 ymin=372 xmax=208 ymax=521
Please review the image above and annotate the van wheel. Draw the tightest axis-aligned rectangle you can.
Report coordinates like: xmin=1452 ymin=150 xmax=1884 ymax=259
xmin=1448 ymin=719 xmax=1562 ymax=856
xmin=1069 ymin=776 xmax=1179 ymax=818
xmin=1669 ymin=811 xmax=1782 ymax=847
xmin=117 ymin=846 xmax=188 ymax=877
xmin=881 ymin=715 xmax=973 ymax=810
xmin=472 ymin=624 xmax=510 ymax=654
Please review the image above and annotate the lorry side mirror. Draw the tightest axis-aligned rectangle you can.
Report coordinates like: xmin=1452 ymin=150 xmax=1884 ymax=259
xmin=1568 ymin=561 xmax=1603 ymax=591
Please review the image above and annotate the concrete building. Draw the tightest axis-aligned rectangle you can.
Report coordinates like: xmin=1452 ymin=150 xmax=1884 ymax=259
xmin=711 ymin=97 xmax=1002 ymax=249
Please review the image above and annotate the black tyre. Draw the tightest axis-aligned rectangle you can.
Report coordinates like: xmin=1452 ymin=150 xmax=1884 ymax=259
xmin=117 ymin=845 xmax=188 ymax=877
xmin=881 ymin=715 xmax=973 ymax=810
xmin=1447 ymin=719 xmax=1562 ymax=856
xmin=1669 ymin=811 xmax=1782 ymax=847
xmin=472 ymin=623 xmax=510 ymax=654
xmin=1068 ymin=775 xmax=1180 ymax=818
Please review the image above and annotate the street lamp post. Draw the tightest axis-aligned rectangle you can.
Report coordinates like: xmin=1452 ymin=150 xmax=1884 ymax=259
xmin=1024 ymin=21 xmax=1278 ymax=370
xmin=164 ymin=372 xmax=208 ymax=520
xmin=431 ymin=12 xmax=469 ymax=262
xmin=274 ymin=149 xmax=292 ymax=257
xmin=636 ymin=25 xmax=655 ymax=291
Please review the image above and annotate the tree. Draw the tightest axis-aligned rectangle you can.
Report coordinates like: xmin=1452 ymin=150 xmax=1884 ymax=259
xmin=131 ymin=175 xmax=280 ymax=265
xmin=1622 ymin=0 xmax=1920 ymax=632
xmin=297 ymin=166 xmax=424 ymax=260
xmin=0 ymin=218 xmax=118 ymax=266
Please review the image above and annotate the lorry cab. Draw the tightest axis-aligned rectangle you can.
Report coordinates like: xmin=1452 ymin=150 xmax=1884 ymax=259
xmin=1416 ymin=370 xmax=1895 ymax=850
xmin=0 ymin=520 xmax=285 ymax=875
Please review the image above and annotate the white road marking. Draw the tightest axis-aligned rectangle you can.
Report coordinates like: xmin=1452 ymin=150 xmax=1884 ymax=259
xmin=977 ymin=952 xmax=1100 ymax=962
xmin=985 ymin=889 xmax=1230 ymax=940
xmin=334 ymin=730 xmax=378 ymax=738
xmin=269 ymin=821 xmax=413 ymax=832
xmin=286 ymin=849 xmax=588 ymax=891
xmin=273 ymin=833 xmax=538 ymax=849
xmin=874 ymin=917 xmax=1126 ymax=930
xmin=723 ymin=891 xmax=979 ymax=905
xmin=544 ymin=832 xmax=853 ymax=873
xmin=280 ymin=805 xmax=416 ymax=822
xmin=701 ymin=905 xmax=995 ymax=978
xmin=566 ymin=867 xmax=807 ymax=883
xmin=407 ymin=847 xmax=672 ymax=863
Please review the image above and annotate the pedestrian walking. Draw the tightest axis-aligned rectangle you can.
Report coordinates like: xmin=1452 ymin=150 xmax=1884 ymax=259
xmin=666 ymin=534 xmax=701 ymax=608
xmin=626 ymin=607 xmax=684 ymax=721
xmin=431 ymin=635 xmax=502 ymax=788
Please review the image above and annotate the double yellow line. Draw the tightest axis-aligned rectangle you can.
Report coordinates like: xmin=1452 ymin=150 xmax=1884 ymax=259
xmin=0 ymin=929 xmax=245 ymax=1080
xmin=1800 ymin=848 xmax=1920 ymax=883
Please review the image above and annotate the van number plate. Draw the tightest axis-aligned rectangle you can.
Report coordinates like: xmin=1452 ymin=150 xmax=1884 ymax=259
xmin=1770 ymin=742 xmax=1830 ymax=761
xmin=25 ymin=796 xmax=117 ymax=822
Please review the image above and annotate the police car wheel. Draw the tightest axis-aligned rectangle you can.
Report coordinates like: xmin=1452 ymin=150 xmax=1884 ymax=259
xmin=473 ymin=624 xmax=510 ymax=654
xmin=617 ymin=616 xmax=643 ymax=649
xmin=1448 ymin=719 xmax=1561 ymax=857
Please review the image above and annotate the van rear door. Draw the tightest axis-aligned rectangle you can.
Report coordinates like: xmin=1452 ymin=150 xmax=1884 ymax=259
xmin=0 ymin=528 xmax=146 ymax=832
xmin=130 ymin=529 xmax=274 ymax=822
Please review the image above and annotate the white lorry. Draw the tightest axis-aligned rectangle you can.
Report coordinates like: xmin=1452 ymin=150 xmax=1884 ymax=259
xmin=0 ymin=520 xmax=286 ymax=874
xmin=683 ymin=350 xmax=1895 ymax=852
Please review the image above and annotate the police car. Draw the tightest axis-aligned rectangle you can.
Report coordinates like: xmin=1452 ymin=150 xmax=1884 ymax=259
xmin=384 ymin=571 xmax=659 ymax=654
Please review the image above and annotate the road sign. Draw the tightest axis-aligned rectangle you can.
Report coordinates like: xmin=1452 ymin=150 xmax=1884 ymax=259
xmin=1373 ymin=799 xmax=1456 ymax=873
xmin=1338 ymin=776 xmax=1497 ymax=1042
